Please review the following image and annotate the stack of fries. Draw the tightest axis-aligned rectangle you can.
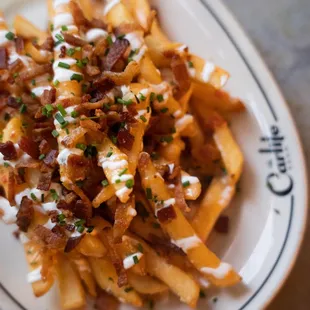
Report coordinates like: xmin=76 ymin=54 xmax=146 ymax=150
xmin=0 ymin=0 xmax=245 ymax=308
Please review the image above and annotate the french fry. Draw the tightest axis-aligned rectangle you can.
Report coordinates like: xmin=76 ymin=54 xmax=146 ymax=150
xmin=181 ymin=171 xmax=202 ymax=201
xmin=92 ymin=185 xmax=116 ymax=207
xmin=76 ymin=234 xmax=107 ymax=258
xmin=24 ymin=41 xmax=52 ymax=63
xmin=2 ymin=116 xmax=25 ymax=143
xmin=24 ymin=241 xmax=54 ymax=297
xmin=89 ymin=257 xmax=143 ymax=307
xmin=126 ymin=235 xmax=199 ymax=307
xmin=128 ymin=272 xmax=168 ymax=295
xmin=138 ymin=152 xmax=241 ymax=287
xmin=55 ymin=254 xmax=86 ymax=310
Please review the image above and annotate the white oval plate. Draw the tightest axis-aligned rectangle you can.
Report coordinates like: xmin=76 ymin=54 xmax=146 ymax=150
xmin=0 ymin=0 xmax=308 ymax=309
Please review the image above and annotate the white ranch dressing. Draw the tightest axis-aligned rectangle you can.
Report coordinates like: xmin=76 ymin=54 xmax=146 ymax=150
xmin=0 ymin=152 xmax=32 ymax=168
xmin=31 ymin=86 xmax=52 ymax=97
xmin=155 ymin=198 xmax=175 ymax=216
xmin=123 ymin=252 xmax=143 ymax=269
xmin=168 ymin=163 xmax=174 ymax=174
xmin=53 ymin=58 xmax=81 ymax=83
xmin=19 ymin=233 xmax=29 ymax=244
xmin=44 ymin=218 xmax=55 ymax=230
xmin=42 ymin=202 xmax=58 ymax=213
xmin=200 ymin=262 xmax=232 ymax=279
xmin=0 ymin=197 xmax=18 ymax=224
xmin=115 ymin=186 xmax=131 ymax=198
xmin=63 ymin=105 xmax=78 ymax=124
xmin=181 ymin=175 xmax=199 ymax=185
xmin=127 ymin=207 xmax=137 ymax=217
xmin=57 ymin=148 xmax=83 ymax=165
xmin=111 ymin=174 xmax=133 ymax=184
xmin=0 ymin=30 xmax=9 ymax=46
xmin=218 ymin=185 xmax=234 ymax=206
xmin=201 ymin=61 xmax=215 ymax=82
xmin=85 ymin=28 xmax=108 ymax=42
xmin=9 ymin=51 xmax=30 ymax=66
xmin=53 ymin=13 xmax=74 ymax=29
xmin=220 ymin=74 xmax=229 ymax=87
xmin=175 ymin=114 xmax=193 ymax=131
xmin=27 ymin=266 xmax=42 ymax=283
xmin=171 ymin=235 xmax=201 ymax=253
xmin=173 ymin=109 xmax=183 ymax=118
xmin=103 ymin=0 xmax=121 ymax=15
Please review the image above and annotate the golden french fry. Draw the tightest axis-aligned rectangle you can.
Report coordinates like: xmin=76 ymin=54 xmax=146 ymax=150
xmin=76 ymin=234 xmax=107 ymax=258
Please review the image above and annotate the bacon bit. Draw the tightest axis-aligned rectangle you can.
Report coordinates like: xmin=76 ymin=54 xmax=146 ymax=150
xmin=101 ymin=227 xmax=128 ymax=287
xmin=86 ymin=64 xmax=100 ymax=76
xmin=32 ymin=127 xmax=53 ymax=142
xmin=157 ymin=205 xmax=176 ymax=223
xmin=114 ymin=23 xmax=142 ymax=36
xmin=88 ymin=18 xmax=108 ymax=30
xmin=48 ymin=210 xmax=59 ymax=223
xmin=95 ymin=290 xmax=119 ymax=310
xmin=16 ymin=196 xmax=34 ymax=232
xmin=94 ymin=61 xmax=140 ymax=87
xmin=148 ymin=233 xmax=186 ymax=256
xmin=171 ymin=54 xmax=191 ymax=98
xmin=214 ymin=215 xmax=229 ymax=234
xmin=15 ymin=37 xmax=24 ymax=54
xmin=51 ymin=224 xmax=66 ymax=237
xmin=117 ymin=128 xmax=134 ymax=151
xmin=81 ymin=94 xmax=91 ymax=103
xmin=14 ymin=167 xmax=25 ymax=185
xmin=64 ymin=234 xmax=85 ymax=253
xmin=65 ymin=224 xmax=75 ymax=232
xmin=168 ymin=164 xmax=181 ymax=181
xmin=94 ymin=38 xmax=108 ymax=56
xmin=40 ymin=36 xmax=54 ymax=51
xmin=104 ymin=39 xmax=130 ymax=71
xmin=8 ymin=58 xmax=24 ymax=73
xmin=61 ymin=127 xmax=88 ymax=148
xmin=0 ymin=141 xmax=17 ymax=160
xmin=0 ymin=47 xmax=7 ymax=69
xmin=138 ymin=152 xmax=150 ymax=170
xmin=43 ymin=150 xmax=59 ymax=168
xmin=7 ymin=168 xmax=15 ymax=204
xmin=63 ymin=32 xmax=87 ymax=47
xmin=71 ymin=184 xmax=92 ymax=208
xmin=67 ymin=155 xmax=90 ymax=181
xmin=73 ymin=199 xmax=92 ymax=222
xmin=120 ymin=111 xmax=137 ymax=124
xmin=19 ymin=63 xmax=52 ymax=81
xmin=69 ymin=1 xmax=89 ymax=27
xmin=174 ymin=175 xmax=190 ymax=212
xmin=59 ymin=45 xmax=66 ymax=58
xmin=80 ymin=118 xmax=101 ymax=131
xmin=39 ymin=139 xmax=51 ymax=155
xmin=41 ymin=87 xmax=56 ymax=105
xmin=37 ymin=171 xmax=53 ymax=191
xmin=33 ymin=225 xmax=66 ymax=249
xmin=95 ymin=109 xmax=108 ymax=130
xmin=7 ymin=96 xmax=19 ymax=109
xmin=64 ymin=192 xmax=78 ymax=206
xmin=18 ymin=136 xmax=39 ymax=159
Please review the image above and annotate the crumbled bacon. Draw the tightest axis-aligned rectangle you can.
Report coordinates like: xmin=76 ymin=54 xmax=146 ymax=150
xmin=94 ymin=38 xmax=108 ymax=56
xmin=114 ymin=23 xmax=142 ymax=36
xmin=148 ymin=233 xmax=186 ymax=256
xmin=40 ymin=36 xmax=54 ymax=51
xmin=48 ymin=210 xmax=59 ymax=223
xmin=7 ymin=96 xmax=20 ymax=109
xmin=43 ymin=150 xmax=59 ymax=168
xmin=33 ymin=225 xmax=66 ymax=249
xmin=8 ymin=58 xmax=24 ymax=73
xmin=80 ymin=118 xmax=101 ymax=131
xmin=0 ymin=141 xmax=17 ymax=160
xmin=0 ymin=47 xmax=7 ymax=69
xmin=88 ymin=18 xmax=108 ymax=30
xmin=59 ymin=45 xmax=66 ymax=58
xmin=73 ymin=199 xmax=92 ymax=222
xmin=16 ymin=196 xmax=34 ymax=232
xmin=63 ymin=32 xmax=87 ymax=47
xmin=168 ymin=165 xmax=181 ymax=181
xmin=19 ymin=63 xmax=52 ymax=81
xmin=157 ymin=205 xmax=176 ymax=223
xmin=65 ymin=224 xmax=75 ymax=232
xmin=117 ymin=128 xmax=134 ymax=150
xmin=120 ymin=111 xmax=137 ymax=124
xmin=171 ymin=54 xmax=191 ymax=98
xmin=41 ymin=87 xmax=56 ymax=105
xmin=103 ymin=39 xmax=130 ymax=71
xmin=67 ymin=155 xmax=90 ymax=181
xmin=86 ymin=64 xmax=100 ymax=76
xmin=39 ymin=139 xmax=51 ymax=155
xmin=95 ymin=290 xmax=119 ymax=310
xmin=37 ymin=171 xmax=53 ymax=191
xmin=64 ymin=234 xmax=85 ymax=253
xmin=64 ymin=192 xmax=78 ymax=206
xmin=214 ymin=215 xmax=229 ymax=234
xmin=81 ymin=94 xmax=91 ymax=103
xmin=18 ymin=136 xmax=39 ymax=159
xmin=61 ymin=127 xmax=88 ymax=148
xmin=51 ymin=224 xmax=66 ymax=237
xmin=174 ymin=176 xmax=190 ymax=212
xmin=33 ymin=127 xmax=54 ymax=142
xmin=15 ymin=37 xmax=24 ymax=54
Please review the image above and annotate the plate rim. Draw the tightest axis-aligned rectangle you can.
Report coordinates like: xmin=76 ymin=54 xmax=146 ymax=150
xmin=201 ymin=0 xmax=308 ymax=308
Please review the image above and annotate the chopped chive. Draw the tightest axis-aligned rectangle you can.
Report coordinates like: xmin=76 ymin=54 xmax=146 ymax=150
xmin=47 ymin=75 xmax=53 ymax=82
xmin=111 ymin=135 xmax=117 ymax=145
xmin=188 ymin=61 xmax=194 ymax=68
xmin=77 ymin=225 xmax=85 ymax=233
xmin=117 ymin=34 xmax=126 ymax=39
xmin=55 ymin=33 xmax=64 ymax=42
xmin=76 ymin=143 xmax=86 ymax=151
xmin=75 ymin=46 xmax=81 ymax=51
xmin=52 ymin=130 xmax=59 ymax=138
xmin=115 ymin=179 xmax=121 ymax=184
xmin=137 ymin=243 xmax=144 ymax=253
xmin=66 ymin=48 xmax=75 ymax=56
xmin=5 ymin=32 xmax=14 ymax=41
xmin=50 ymin=189 xmax=59 ymax=201
xmin=133 ymin=255 xmax=139 ymax=264
xmin=101 ymin=180 xmax=109 ymax=187
xmin=117 ymin=98 xmax=133 ymax=106
xmin=19 ymin=104 xmax=27 ymax=114
xmin=3 ymin=162 xmax=9 ymax=167
xmin=150 ymin=92 xmax=156 ymax=103
xmin=31 ymin=79 xmax=36 ymax=86
xmin=84 ymin=145 xmax=97 ymax=158
xmin=119 ymin=168 xmax=128 ymax=176
xmin=87 ymin=226 xmax=94 ymax=233
xmin=82 ymin=83 xmax=88 ymax=93
xmin=54 ymin=79 xmax=60 ymax=87
xmin=71 ymin=110 xmax=79 ymax=118
xmin=139 ymin=93 xmax=146 ymax=101
xmin=106 ymin=149 xmax=113 ymax=157
xmin=61 ymin=25 xmax=68 ymax=31
xmin=124 ymin=287 xmax=133 ymax=293
xmin=108 ymin=277 xmax=114 ymax=282
xmin=50 ymin=24 xmax=54 ymax=31
xmin=16 ymin=97 xmax=22 ymax=103
xmin=41 ymin=193 xmax=44 ymax=203
xmin=58 ymin=61 xmax=70 ymax=69
xmin=13 ymin=72 xmax=19 ymax=79
xmin=39 ymin=154 xmax=45 ymax=160
xmin=182 ymin=180 xmax=191 ymax=188
xmin=125 ymin=179 xmax=134 ymax=189
xmin=57 ymin=213 xmax=65 ymax=222
xmin=75 ymin=219 xmax=86 ymax=227
xmin=70 ymin=73 xmax=83 ymax=82
xmin=60 ymin=121 xmax=68 ymax=129
xmin=199 ymin=290 xmax=206 ymax=298
xmin=107 ymin=35 xmax=113 ymax=46
xmin=146 ymin=188 xmax=152 ymax=200
xmin=160 ymin=107 xmax=168 ymax=113
xmin=103 ymin=103 xmax=110 ymax=110
xmin=139 ymin=115 xmax=147 ymax=123
xmin=152 ymin=222 xmax=160 ymax=229
xmin=150 ymin=152 xmax=159 ymax=160
xmin=65 ymin=128 xmax=69 ymax=134
xmin=57 ymin=104 xmax=67 ymax=116
xmin=30 ymin=92 xmax=36 ymax=99
xmin=76 ymin=59 xmax=84 ymax=68
xmin=156 ymin=94 xmax=164 ymax=102
xmin=55 ymin=113 xmax=65 ymax=125
xmin=160 ymin=136 xmax=173 ymax=143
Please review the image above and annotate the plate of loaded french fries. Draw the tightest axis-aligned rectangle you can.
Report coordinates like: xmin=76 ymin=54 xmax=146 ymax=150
xmin=0 ymin=0 xmax=307 ymax=309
